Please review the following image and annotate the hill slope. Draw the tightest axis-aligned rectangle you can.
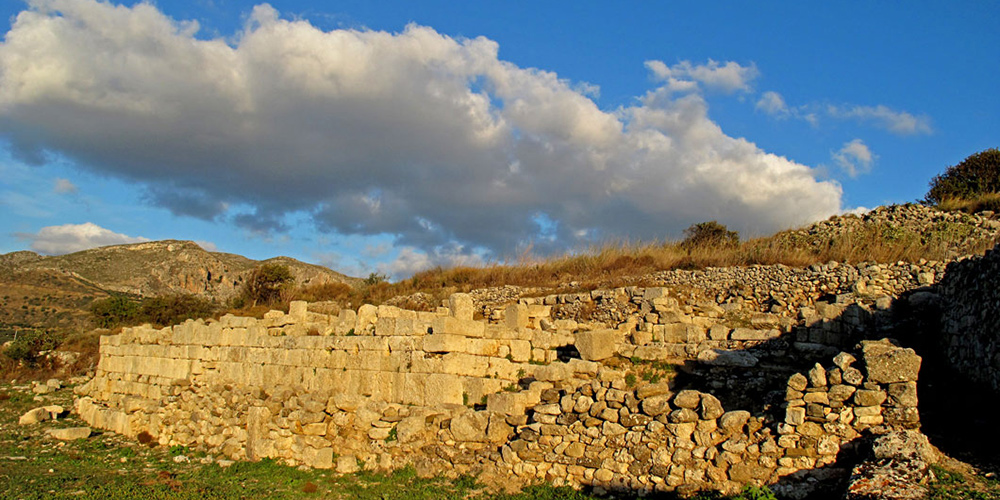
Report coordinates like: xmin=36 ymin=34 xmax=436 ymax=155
xmin=0 ymin=240 xmax=361 ymax=334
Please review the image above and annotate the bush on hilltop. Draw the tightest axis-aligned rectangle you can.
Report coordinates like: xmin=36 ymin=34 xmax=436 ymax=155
xmin=925 ymin=148 xmax=1000 ymax=207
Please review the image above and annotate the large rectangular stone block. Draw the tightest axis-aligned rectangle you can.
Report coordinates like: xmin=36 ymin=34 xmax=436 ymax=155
xmin=425 ymin=374 xmax=464 ymax=406
xmin=423 ymin=334 xmax=469 ymax=353
xmin=441 ymin=353 xmax=489 ymax=377
xmin=432 ymin=317 xmax=485 ymax=338
xmin=575 ymin=329 xmax=621 ymax=361
xmin=449 ymin=293 xmax=475 ymax=321
xmin=730 ymin=328 xmax=781 ymax=341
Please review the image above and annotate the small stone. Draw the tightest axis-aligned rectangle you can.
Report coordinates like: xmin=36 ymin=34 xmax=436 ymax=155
xmin=48 ymin=427 xmax=91 ymax=440
xmin=699 ymin=394 xmax=725 ymax=420
xmin=788 ymin=373 xmax=808 ymax=392
xmin=808 ymin=363 xmax=828 ymax=387
xmin=718 ymin=411 xmax=751 ymax=434
xmin=673 ymin=390 xmax=701 ymax=409
xmin=336 ymin=455 xmax=359 ymax=474
xmin=854 ymin=389 xmax=887 ymax=407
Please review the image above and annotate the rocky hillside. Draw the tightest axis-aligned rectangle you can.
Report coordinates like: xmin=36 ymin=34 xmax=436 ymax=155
xmin=0 ymin=240 xmax=361 ymax=335
xmin=3 ymin=240 xmax=360 ymax=299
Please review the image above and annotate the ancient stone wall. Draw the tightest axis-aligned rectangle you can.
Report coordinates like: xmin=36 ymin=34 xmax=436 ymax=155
xmin=75 ymin=281 xmax=924 ymax=496
xmin=938 ymin=244 xmax=1000 ymax=394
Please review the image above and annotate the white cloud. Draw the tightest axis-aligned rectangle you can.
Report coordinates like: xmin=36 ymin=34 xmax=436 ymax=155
xmin=53 ymin=178 xmax=78 ymax=194
xmin=827 ymin=104 xmax=932 ymax=135
xmin=832 ymin=139 xmax=876 ymax=177
xmin=194 ymin=240 xmax=217 ymax=252
xmin=0 ymin=1 xmax=842 ymax=265
xmin=646 ymin=59 xmax=759 ymax=94
xmin=755 ymin=91 xmax=789 ymax=116
xmin=16 ymin=222 xmax=148 ymax=255
xmin=378 ymin=245 xmax=487 ymax=280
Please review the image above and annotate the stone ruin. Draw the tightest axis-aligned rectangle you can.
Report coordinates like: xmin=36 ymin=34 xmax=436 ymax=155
xmin=69 ymin=242 xmax=1000 ymax=497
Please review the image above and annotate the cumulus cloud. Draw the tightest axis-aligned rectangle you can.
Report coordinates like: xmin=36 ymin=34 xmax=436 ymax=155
xmin=827 ymin=105 xmax=932 ymax=135
xmin=0 ymin=0 xmax=842 ymax=265
xmin=16 ymin=222 xmax=148 ymax=255
xmin=53 ymin=178 xmax=78 ymax=194
xmin=755 ymin=91 xmax=789 ymax=117
xmin=832 ymin=139 xmax=876 ymax=177
xmin=646 ymin=59 xmax=759 ymax=94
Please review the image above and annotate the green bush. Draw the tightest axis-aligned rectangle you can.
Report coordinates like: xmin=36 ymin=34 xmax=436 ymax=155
xmin=925 ymin=148 xmax=1000 ymax=205
xmin=90 ymin=294 xmax=217 ymax=328
xmin=239 ymin=264 xmax=295 ymax=307
xmin=2 ymin=329 xmax=60 ymax=364
xmin=90 ymin=295 xmax=140 ymax=328
xmin=138 ymin=295 xmax=217 ymax=327
xmin=682 ymin=221 xmax=739 ymax=248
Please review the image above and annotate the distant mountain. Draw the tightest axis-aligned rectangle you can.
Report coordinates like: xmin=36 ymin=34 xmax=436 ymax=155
xmin=0 ymin=240 xmax=361 ymax=334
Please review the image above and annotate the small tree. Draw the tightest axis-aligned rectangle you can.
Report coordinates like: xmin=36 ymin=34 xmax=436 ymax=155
xmin=681 ymin=221 xmax=739 ymax=249
xmin=241 ymin=264 xmax=295 ymax=307
xmin=925 ymin=148 xmax=1000 ymax=204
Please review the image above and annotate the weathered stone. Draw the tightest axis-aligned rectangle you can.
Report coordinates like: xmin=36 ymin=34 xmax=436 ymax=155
xmin=854 ymin=389 xmax=887 ymax=407
xmin=828 ymin=384 xmax=857 ymax=402
xmin=668 ymin=408 xmax=699 ymax=423
xmin=673 ymin=390 xmax=701 ymax=409
xmin=641 ymin=395 xmax=672 ymax=417
xmin=699 ymin=393 xmax=725 ymax=420
xmin=785 ymin=406 xmax=805 ymax=426
xmin=842 ymin=367 xmax=864 ymax=386
xmin=833 ymin=352 xmax=857 ymax=371
xmin=336 ymin=455 xmax=360 ymax=474
xmin=48 ymin=427 xmax=91 ymax=440
xmin=450 ymin=412 xmax=490 ymax=442
xmin=718 ymin=411 xmax=750 ymax=434
xmin=808 ymin=363 xmax=828 ymax=387
xmin=787 ymin=373 xmax=808 ymax=392
xmin=697 ymin=349 xmax=758 ymax=368
xmin=574 ymin=330 xmax=621 ymax=361
xmin=449 ymin=293 xmax=475 ymax=321
xmin=888 ymin=382 xmax=919 ymax=407
xmin=636 ymin=383 xmax=672 ymax=399
xmin=861 ymin=340 xmax=922 ymax=384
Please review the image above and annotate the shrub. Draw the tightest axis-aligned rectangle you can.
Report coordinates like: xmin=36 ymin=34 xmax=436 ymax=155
xmin=91 ymin=294 xmax=217 ymax=328
xmin=138 ymin=295 xmax=217 ymax=327
xmin=89 ymin=295 xmax=140 ymax=328
xmin=239 ymin=264 xmax=295 ymax=307
xmin=925 ymin=148 xmax=1000 ymax=205
xmin=2 ymin=329 xmax=60 ymax=364
xmin=681 ymin=221 xmax=739 ymax=248
xmin=364 ymin=272 xmax=389 ymax=286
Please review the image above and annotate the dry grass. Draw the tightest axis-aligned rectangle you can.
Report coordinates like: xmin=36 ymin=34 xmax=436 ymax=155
xmin=937 ymin=193 xmax=1000 ymax=214
xmin=332 ymin=220 xmax=999 ymax=306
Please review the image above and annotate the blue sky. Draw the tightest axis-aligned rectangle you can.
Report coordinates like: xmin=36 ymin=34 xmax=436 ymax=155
xmin=0 ymin=1 xmax=997 ymax=279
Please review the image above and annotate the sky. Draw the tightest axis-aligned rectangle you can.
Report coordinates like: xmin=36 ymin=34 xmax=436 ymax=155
xmin=0 ymin=0 xmax=997 ymax=279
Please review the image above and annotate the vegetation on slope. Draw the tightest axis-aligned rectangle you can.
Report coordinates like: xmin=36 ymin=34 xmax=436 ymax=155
xmin=926 ymin=147 xmax=1000 ymax=212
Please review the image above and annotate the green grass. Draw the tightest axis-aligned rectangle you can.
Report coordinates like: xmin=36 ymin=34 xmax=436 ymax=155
xmin=0 ymin=382 xmax=790 ymax=500
xmin=927 ymin=465 xmax=1000 ymax=500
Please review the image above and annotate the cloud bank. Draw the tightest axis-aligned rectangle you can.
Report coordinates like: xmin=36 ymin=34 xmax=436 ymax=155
xmin=17 ymin=222 xmax=148 ymax=255
xmin=0 ymin=0 xmax=842 ymax=264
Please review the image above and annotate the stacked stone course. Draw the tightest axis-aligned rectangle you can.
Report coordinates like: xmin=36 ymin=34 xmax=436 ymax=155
xmin=938 ymin=244 xmax=1000 ymax=394
xmin=76 ymin=274 xmax=926 ymax=496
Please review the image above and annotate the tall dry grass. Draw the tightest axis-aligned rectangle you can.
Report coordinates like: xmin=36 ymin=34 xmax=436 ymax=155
xmin=337 ymin=220 xmax=999 ymax=306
